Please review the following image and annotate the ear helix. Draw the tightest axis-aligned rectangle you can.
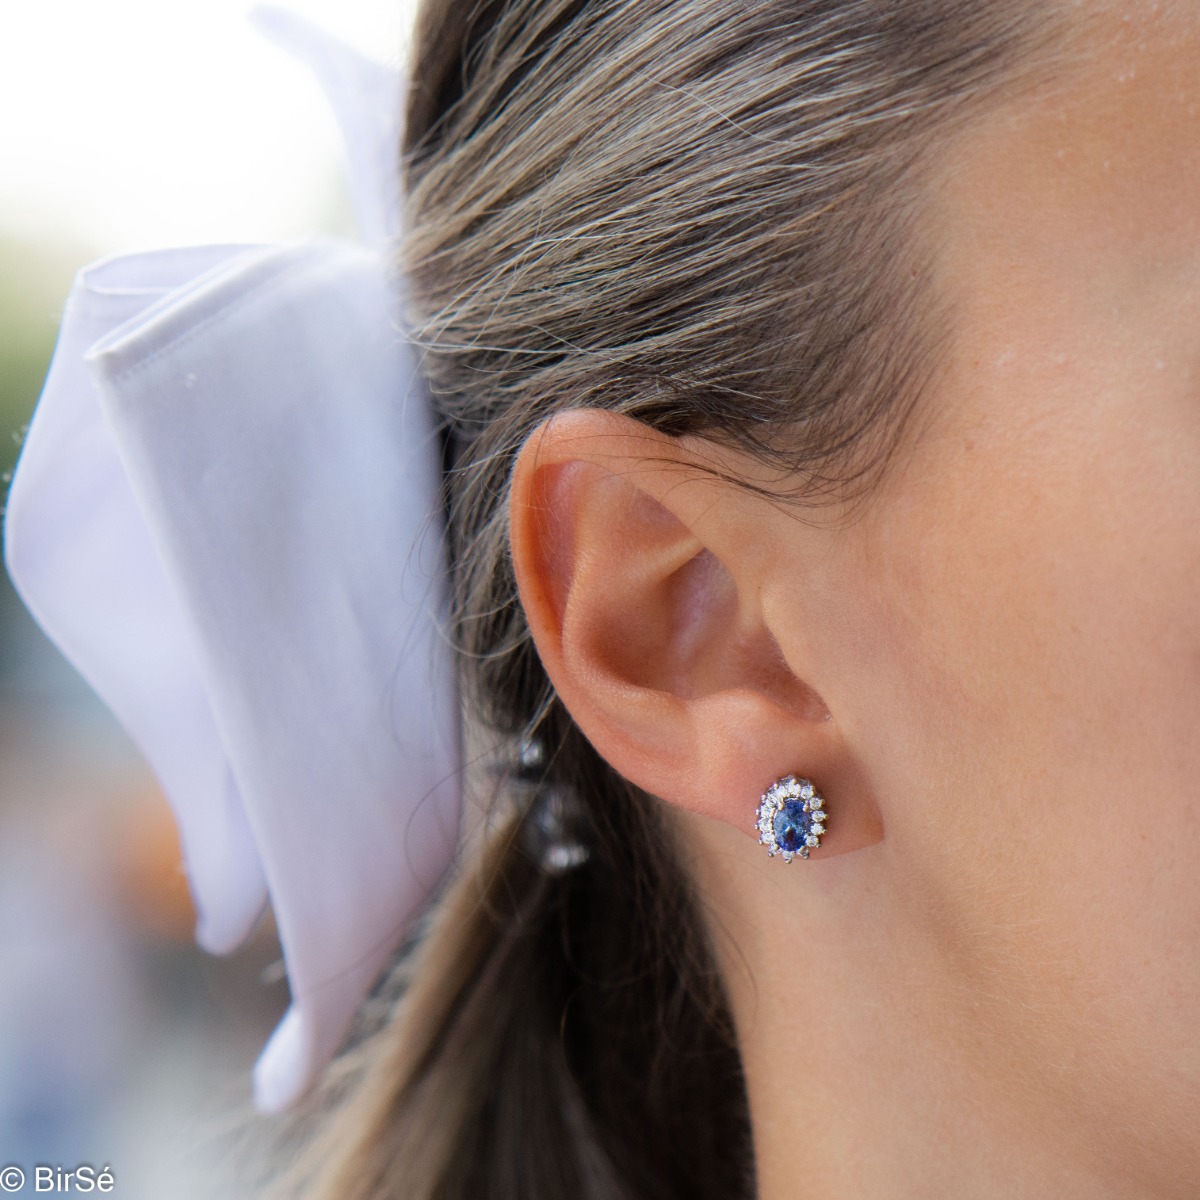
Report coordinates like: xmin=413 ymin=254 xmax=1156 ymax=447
xmin=755 ymin=775 xmax=826 ymax=861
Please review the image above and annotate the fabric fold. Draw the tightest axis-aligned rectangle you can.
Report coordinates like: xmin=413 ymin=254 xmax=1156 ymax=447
xmin=5 ymin=245 xmax=271 ymax=958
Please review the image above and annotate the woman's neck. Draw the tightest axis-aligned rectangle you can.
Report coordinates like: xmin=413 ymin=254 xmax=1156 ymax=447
xmin=678 ymin=815 xmax=1154 ymax=1200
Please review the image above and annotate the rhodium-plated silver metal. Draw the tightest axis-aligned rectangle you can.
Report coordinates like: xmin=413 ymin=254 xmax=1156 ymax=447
xmin=755 ymin=774 xmax=826 ymax=862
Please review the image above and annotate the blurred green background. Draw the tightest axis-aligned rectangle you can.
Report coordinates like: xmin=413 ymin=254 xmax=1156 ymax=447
xmin=0 ymin=237 xmax=79 ymax=677
xmin=0 ymin=237 xmax=72 ymax=464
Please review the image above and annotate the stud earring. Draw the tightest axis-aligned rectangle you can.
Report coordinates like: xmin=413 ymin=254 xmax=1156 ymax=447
xmin=755 ymin=774 xmax=826 ymax=861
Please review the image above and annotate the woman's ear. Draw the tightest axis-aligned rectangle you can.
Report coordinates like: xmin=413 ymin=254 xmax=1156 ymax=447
xmin=508 ymin=408 xmax=880 ymax=857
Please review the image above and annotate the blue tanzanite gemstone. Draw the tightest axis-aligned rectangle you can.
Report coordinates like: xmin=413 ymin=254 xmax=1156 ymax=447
xmin=773 ymin=799 xmax=812 ymax=854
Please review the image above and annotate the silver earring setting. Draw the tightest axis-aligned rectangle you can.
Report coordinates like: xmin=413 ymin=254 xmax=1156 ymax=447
xmin=755 ymin=774 xmax=826 ymax=861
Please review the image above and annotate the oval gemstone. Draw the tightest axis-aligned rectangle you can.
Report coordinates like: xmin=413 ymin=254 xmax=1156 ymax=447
xmin=773 ymin=799 xmax=812 ymax=853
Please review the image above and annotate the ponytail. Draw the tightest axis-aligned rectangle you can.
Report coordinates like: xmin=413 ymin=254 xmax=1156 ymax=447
xmin=272 ymin=725 xmax=751 ymax=1200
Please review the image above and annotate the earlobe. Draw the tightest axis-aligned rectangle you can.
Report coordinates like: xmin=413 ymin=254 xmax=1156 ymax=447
xmin=509 ymin=408 xmax=880 ymax=858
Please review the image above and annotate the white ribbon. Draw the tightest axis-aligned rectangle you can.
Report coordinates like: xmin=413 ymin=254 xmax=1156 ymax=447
xmin=3 ymin=9 xmax=461 ymax=1114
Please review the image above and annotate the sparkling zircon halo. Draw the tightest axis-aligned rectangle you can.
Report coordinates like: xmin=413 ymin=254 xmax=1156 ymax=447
xmin=755 ymin=775 xmax=826 ymax=862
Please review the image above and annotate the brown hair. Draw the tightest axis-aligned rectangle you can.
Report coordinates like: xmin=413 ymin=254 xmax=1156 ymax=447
xmin=265 ymin=2 xmax=1066 ymax=1196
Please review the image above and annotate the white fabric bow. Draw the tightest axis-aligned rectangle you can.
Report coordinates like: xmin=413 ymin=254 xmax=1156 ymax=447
xmin=2 ymin=8 xmax=461 ymax=1114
